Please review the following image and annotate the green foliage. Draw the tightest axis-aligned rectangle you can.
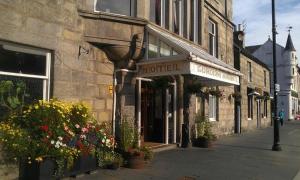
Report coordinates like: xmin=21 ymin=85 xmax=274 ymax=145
xmin=194 ymin=114 xmax=216 ymax=141
xmin=119 ymin=117 xmax=136 ymax=152
xmin=140 ymin=146 xmax=154 ymax=161
xmin=0 ymin=80 xmax=29 ymax=120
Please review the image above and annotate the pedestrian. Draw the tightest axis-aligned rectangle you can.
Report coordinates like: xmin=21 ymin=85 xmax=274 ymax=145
xmin=279 ymin=109 xmax=285 ymax=126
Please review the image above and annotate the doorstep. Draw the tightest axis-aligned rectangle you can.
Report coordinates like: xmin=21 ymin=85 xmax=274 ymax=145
xmin=150 ymin=144 xmax=178 ymax=153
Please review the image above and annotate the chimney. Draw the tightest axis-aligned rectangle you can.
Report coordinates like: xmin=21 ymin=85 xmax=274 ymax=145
xmin=234 ymin=24 xmax=245 ymax=48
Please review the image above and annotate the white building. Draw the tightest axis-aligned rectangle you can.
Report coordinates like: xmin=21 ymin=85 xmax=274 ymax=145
xmin=246 ymin=33 xmax=298 ymax=121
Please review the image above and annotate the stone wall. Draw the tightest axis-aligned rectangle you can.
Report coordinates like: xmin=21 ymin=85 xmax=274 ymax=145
xmin=0 ymin=0 xmax=114 ymax=178
xmin=240 ymin=53 xmax=271 ymax=131
xmin=203 ymin=0 xmax=234 ymax=66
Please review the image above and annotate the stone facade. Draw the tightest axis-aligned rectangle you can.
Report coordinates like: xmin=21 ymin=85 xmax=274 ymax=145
xmin=0 ymin=0 xmax=116 ymax=177
xmin=239 ymin=53 xmax=271 ymax=131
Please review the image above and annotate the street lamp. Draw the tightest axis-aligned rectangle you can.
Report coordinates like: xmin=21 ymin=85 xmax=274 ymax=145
xmin=271 ymin=0 xmax=282 ymax=151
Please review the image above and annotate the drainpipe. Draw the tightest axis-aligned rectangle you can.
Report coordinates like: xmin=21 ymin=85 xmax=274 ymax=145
xmin=112 ymin=69 xmax=137 ymax=137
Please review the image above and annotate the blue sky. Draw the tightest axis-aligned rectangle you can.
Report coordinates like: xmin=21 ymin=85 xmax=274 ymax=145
xmin=233 ymin=0 xmax=300 ymax=52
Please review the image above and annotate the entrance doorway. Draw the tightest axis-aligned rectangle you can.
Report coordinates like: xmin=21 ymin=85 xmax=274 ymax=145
xmin=140 ymin=81 xmax=174 ymax=145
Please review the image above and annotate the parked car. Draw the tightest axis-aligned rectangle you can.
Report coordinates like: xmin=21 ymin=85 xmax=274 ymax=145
xmin=295 ymin=114 xmax=300 ymax=121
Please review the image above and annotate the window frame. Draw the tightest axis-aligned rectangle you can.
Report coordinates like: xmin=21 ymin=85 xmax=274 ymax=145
xmin=247 ymin=94 xmax=253 ymax=120
xmin=94 ymin=0 xmax=136 ymax=17
xmin=247 ymin=62 xmax=252 ymax=82
xmin=0 ymin=41 xmax=51 ymax=100
xmin=208 ymin=19 xmax=217 ymax=57
xmin=263 ymin=99 xmax=268 ymax=118
xmin=209 ymin=94 xmax=217 ymax=121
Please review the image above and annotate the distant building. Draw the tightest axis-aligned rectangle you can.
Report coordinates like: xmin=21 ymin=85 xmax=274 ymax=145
xmin=246 ymin=33 xmax=298 ymax=120
xmin=234 ymin=27 xmax=271 ymax=133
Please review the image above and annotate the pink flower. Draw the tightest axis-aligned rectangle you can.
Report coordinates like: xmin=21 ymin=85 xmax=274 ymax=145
xmin=75 ymin=124 xmax=80 ymax=129
xmin=81 ymin=127 xmax=88 ymax=133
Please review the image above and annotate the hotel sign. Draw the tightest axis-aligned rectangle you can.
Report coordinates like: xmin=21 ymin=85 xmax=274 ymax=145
xmin=137 ymin=60 xmax=240 ymax=85
xmin=138 ymin=61 xmax=188 ymax=77
xmin=190 ymin=62 xmax=240 ymax=85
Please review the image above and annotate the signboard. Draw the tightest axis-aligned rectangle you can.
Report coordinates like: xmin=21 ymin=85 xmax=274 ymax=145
xmin=137 ymin=60 xmax=240 ymax=85
xmin=138 ymin=61 xmax=188 ymax=77
xmin=275 ymin=84 xmax=280 ymax=92
xmin=189 ymin=62 xmax=240 ymax=85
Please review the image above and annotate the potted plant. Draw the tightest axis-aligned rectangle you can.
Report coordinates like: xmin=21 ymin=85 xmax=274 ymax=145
xmin=0 ymin=99 xmax=116 ymax=179
xmin=232 ymin=92 xmax=242 ymax=102
xmin=192 ymin=114 xmax=216 ymax=148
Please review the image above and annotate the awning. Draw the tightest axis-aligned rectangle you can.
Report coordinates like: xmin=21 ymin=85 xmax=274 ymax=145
xmin=137 ymin=24 xmax=242 ymax=86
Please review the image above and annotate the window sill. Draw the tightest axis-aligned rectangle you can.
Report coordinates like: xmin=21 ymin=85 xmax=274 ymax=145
xmin=209 ymin=118 xmax=217 ymax=122
xmin=247 ymin=118 xmax=252 ymax=121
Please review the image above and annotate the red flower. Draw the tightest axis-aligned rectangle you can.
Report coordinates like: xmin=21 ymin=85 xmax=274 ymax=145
xmin=40 ymin=125 xmax=49 ymax=132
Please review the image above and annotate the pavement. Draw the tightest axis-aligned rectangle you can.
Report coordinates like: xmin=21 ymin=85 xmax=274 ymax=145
xmin=72 ymin=121 xmax=300 ymax=180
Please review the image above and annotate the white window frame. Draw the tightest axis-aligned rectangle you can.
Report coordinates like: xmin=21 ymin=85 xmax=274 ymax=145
xmin=0 ymin=41 xmax=51 ymax=100
xmin=208 ymin=19 xmax=217 ymax=57
xmin=209 ymin=95 xmax=217 ymax=121
xmin=94 ymin=0 xmax=136 ymax=17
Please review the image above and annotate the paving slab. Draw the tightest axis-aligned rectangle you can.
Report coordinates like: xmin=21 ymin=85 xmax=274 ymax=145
xmin=73 ymin=121 xmax=300 ymax=180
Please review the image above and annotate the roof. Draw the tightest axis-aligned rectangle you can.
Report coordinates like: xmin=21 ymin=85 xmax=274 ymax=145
xmin=285 ymin=33 xmax=296 ymax=51
xmin=146 ymin=23 xmax=241 ymax=75
xmin=245 ymin=45 xmax=261 ymax=54
xmin=235 ymin=43 xmax=270 ymax=71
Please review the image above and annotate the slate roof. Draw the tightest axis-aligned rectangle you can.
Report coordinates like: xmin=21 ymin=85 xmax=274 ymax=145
xmin=285 ymin=33 xmax=296 ymax=51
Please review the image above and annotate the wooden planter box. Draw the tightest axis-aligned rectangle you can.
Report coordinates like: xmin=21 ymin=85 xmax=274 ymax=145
xmin=19 ymin=158 xmax=56 ymax=180
xmin=19 ymin=155 xmax=98 ymax=180
xmin=64 ymin=155 xmax=98 ymax=177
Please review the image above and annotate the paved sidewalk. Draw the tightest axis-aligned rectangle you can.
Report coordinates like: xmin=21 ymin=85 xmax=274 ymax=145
xmin=75 ymin=121 xmax=300 ymax=180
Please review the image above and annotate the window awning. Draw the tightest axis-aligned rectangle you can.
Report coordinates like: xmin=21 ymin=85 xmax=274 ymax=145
xmin=137 ymin=24 xmax=242 ymax=86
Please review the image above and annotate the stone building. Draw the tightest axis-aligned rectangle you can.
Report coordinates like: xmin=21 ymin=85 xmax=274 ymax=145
xmin=246 ymin=33 xmax=298 ymax=121
xmin=0 ymin=0 xmax=277 ymax=177
xmin=234 ymin=28 xmax=271 ymax=132
xmin=0 ymin=0 xmax=244 ymax=152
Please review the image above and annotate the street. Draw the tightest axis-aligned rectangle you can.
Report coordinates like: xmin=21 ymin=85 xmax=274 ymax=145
xmin=72 ymin=121 xmax=300 ymax=180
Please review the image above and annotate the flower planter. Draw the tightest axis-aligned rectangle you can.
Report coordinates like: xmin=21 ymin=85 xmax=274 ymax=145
xmin=19 ymin=158 xmax=56 ymax=180
xmin=64 ymin=155 xmax=97 ymax=177
xmin=107 ymin=162 xmax=121 ymax=170
xmin=193 ymin=138 xmax=213 ymax=148
xmin=127 ymin=155 xmax=145 ymax=169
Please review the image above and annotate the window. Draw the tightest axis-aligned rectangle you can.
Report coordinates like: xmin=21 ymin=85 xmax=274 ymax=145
xmin=152 ymin=0 xmax=201 ymax=43
xmin=146 ymin=33 xmax=179 ymax=59
xmin=0 ymin=41 xmax=51 ymax=101
xmin=209 ymin=95 xmax=217 ymax=121
xmin=264 ymin=99 xmax=268 ymax=118
xmin=208 ymin=19 xmax=217 ymax=57
xmin=247 ymin=62 xmax=252 ymax=82
xmin=263 ymin=70 xmax=267 ymax=87
xmin=160 ymin=41 xmax=171 ymax=57
xmin=247 ymin=89 xmax=253 ymax=119
xmin=95 ymin=0 xmax=136 ymax=16
xmin=148 ymin=33 xmax=158 ymax=58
